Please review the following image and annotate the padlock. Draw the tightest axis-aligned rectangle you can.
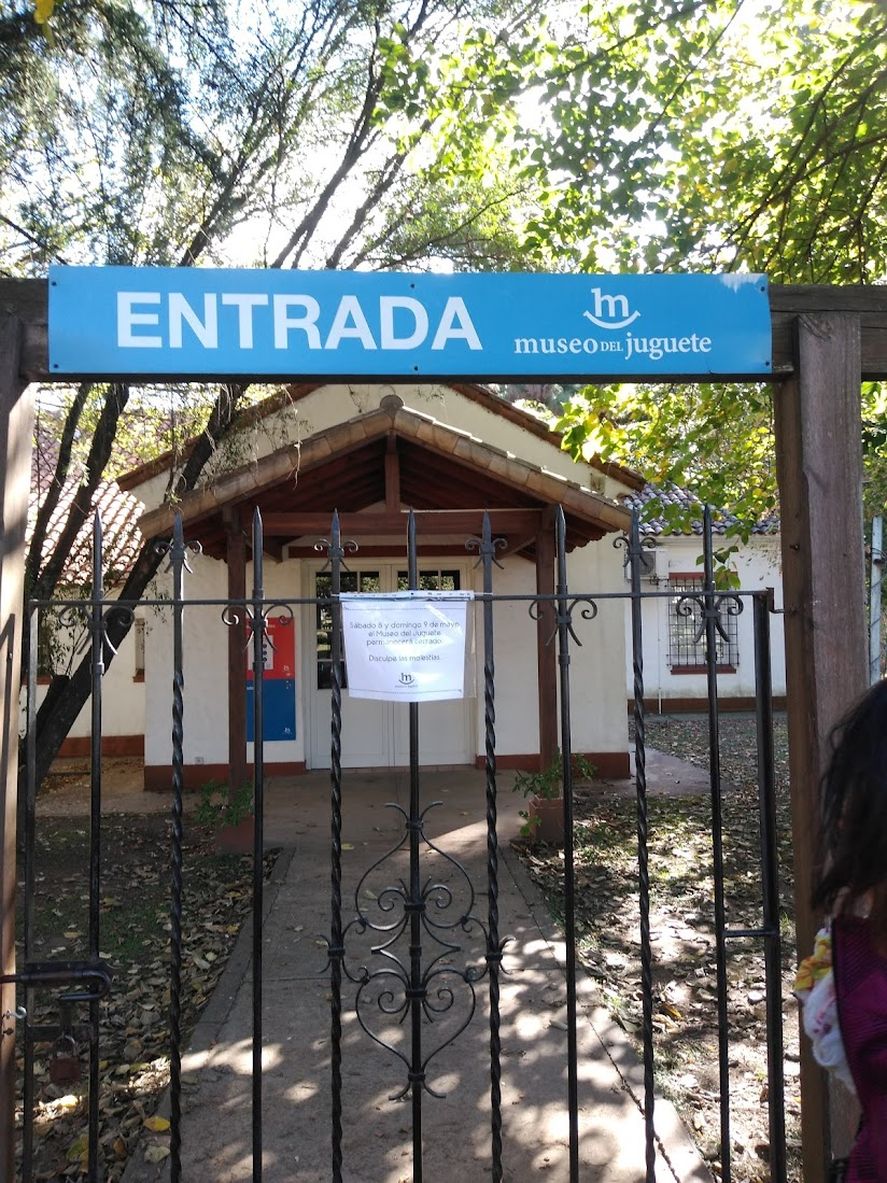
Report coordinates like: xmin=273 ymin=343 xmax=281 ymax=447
xmin=49 ymin=1033 xmax=81 ymax=1085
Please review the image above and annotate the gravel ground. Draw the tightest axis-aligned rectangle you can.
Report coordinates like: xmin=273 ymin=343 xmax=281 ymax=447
xmin=514 ymin=711 xmax=802 ymax=1183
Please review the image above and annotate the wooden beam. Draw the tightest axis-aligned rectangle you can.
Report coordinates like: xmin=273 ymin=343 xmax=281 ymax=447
xmin=774 ymin=312 xmax=867 ymax=1183
xmin=769 ymin=285 xmax=887 ymax=378
xmin=0 ymin=314 xmax=34 ymax=1179
xmin=499 ymin=532 xmax=537 ymax=558
xmin=535 ymin=507 xmax=558 ymax=768
xmin=261 ymin=539 xmax=285 ymax=562
xmin=225 ymin=513 xmax=248 ymax=792
xmin=283 ymin=543 xmax=478 ymax=559
xmin=258 ymin=509 xmax=544 ymax=537
xmin=385 ymin=434 xmax=400 ymax=513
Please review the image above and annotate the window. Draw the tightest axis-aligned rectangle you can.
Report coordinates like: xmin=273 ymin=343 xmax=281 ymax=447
xmin=314 ymin=569 xmax=461 ymax=689
xmin=396 ymin=570 xmax=461 ymax=592
xmin=667 ymin=575 xmax=739 ymax=672
xmin=315 ymin=570 xmax=380 ymax=689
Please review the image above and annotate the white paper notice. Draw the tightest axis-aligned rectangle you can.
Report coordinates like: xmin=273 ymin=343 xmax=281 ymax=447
xmin=340 ymin=591 xmax=474 ymax=702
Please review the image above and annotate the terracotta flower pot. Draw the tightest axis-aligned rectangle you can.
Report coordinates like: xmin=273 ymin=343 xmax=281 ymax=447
xmin=214 ymin=814 xmax=255 ymax=855
xmin=528 ymin=795 xmax=564 ymax=845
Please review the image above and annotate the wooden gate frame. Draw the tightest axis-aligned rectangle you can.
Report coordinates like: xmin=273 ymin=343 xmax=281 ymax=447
xmin=2 ymin=278 xmax=886 ymax=1182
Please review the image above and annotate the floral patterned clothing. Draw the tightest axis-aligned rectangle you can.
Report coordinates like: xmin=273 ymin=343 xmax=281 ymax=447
xmin=832 ymin=915 xmax=887 ymax=1182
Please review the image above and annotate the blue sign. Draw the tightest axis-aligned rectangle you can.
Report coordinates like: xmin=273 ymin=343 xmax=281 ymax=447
xmin=246 ymin=681 xmax=296 ymax=743
xmin=48 ymin=266 xmax=771 ymax=379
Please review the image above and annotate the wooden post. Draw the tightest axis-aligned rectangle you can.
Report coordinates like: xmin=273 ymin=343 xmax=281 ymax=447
xmin=385 ymin=434 xmax=401 ymax=514
xmin=226 ymin=511 xmax=248 ymax=790
xmin=0 ymin=314 xmax=34 ymax=1180
xmin=535 ymin=507 xmax=557 ymax=769
xmin=774 ymin=312 xmax=867 ymax=1183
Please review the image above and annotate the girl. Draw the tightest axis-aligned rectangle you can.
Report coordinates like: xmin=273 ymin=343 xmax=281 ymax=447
xmin=798 ymin=679 xmax=887 ymax=1181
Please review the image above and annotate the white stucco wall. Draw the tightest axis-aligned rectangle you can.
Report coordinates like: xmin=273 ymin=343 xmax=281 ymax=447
xmin=25 ymin=603 xmax=145 ymax=741
xmin=132 ymin=383 xmax=634 ymax=773
xmin=623 ymin=534 xmax=787 ymax=705
xmin=568 ymin=536 xmax=631 ymax=754
xmin=477 ymin=557 xmax=540 ymax=758
xmin=130 ymin=384 xmax=624 ymax=515
xmin=144 ymin=552 xmax=308 ymax=770
xmin=141 ymin=532 xmax=631 ymax=773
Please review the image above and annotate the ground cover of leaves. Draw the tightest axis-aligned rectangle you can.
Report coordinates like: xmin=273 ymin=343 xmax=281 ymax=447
xmin=513 ymin=713 xmax=802 ymax=1183
xmin=14 ymin=814 xmax=274 ymax=1181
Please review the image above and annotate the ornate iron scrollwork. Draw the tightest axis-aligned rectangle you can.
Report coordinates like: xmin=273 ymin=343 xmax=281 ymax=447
xmin=528 ymin=594 xmax=598 ymax=647
xmin=675 ymin=591 xmax=743 ymax=647
xmin=333 ymin=800 xmax=498 ymax=1100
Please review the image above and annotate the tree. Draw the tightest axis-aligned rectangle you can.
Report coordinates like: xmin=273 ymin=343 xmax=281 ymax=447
xmin=511 ymin=0 xmax=887 ymax=526
xmin=3 ymin=0 xmax=548 ymax=784
xmin=11 ymin=0 xmax=887 ymax=776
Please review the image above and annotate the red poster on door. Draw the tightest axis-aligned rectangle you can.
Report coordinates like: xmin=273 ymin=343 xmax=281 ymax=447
xmin=247 ymin=615 xmax=296 ymax=681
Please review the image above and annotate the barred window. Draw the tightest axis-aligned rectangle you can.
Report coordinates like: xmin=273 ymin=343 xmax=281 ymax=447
xmin=667 ymin=575 xmax=739 ymax=672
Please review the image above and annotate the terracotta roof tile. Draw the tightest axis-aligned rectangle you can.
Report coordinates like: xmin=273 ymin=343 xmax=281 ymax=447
xmin=621 ymin=483 xmax=779 ymax=536
xmin=28 ymin=477 xmax=146 ymax=589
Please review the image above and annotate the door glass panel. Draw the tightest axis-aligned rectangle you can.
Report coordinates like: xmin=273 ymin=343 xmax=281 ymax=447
xmin=315 ymin=570 xmax=380 ymax=689
xmin=396 ymin=569 xmax=461 ymax=592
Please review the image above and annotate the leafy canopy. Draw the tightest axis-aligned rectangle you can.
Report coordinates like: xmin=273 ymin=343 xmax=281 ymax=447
xmin=513 ymin=0 xmax=887 ymax=528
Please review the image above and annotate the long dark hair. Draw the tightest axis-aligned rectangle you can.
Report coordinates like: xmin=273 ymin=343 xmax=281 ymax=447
xmin=812 ymin=679 xmax=887 ymax=932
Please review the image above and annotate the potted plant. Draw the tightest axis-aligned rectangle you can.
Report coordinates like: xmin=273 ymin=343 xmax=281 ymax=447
xmin=196 ymin=780 xmax=255 ymax=854
xmin=512 ymin=753 xmax=595 ymax=845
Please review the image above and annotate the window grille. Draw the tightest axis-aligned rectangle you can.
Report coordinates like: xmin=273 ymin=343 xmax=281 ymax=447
xmin=667 ymin=575 xmax=739 ymax=671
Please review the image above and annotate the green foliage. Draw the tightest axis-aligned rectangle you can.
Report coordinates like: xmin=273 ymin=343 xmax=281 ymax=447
xmin=195 ymin=780 xmax=254 ymax=829
xmin=513 ymin=753 xmax=596 ymax=839
xmin=512 ymin=752 xmax=596 ymax=801
xmin=555 ymin=378 xmax=780 ymax=535
xmin=515 ymin=1 xmax=887 ymax=524
xmin=517 ymin=1 xmax=887 ymax=281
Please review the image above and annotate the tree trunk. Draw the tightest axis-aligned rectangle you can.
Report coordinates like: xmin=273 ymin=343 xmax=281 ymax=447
xmin=26 ymin=383 xmax=246 ymax=789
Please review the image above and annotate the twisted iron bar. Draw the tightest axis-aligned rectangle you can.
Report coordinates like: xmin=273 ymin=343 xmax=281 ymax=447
xmin=250 ymin=509 xmax=266 ymax=1180
xmin=700 ymin=505 xmax=733 ymax=1183
xmin=467 ymin=515 xmax=506 ymax=1180
xmin=155 ymin=513 xmax=197 ymax=1183
xmin=316 ymin=512 xmax=351 ymax=1182
xmin=614 ymin=515 xmax=657 ymax=1180
xmin=87 ymin=514 xmax=104 ymax=1182
xmin=551 ymin=506 xmax=581 ymax=1180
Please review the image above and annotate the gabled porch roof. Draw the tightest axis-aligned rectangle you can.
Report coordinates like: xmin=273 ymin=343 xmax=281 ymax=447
xmin=138 ymin=395 xmax=631 ymax=560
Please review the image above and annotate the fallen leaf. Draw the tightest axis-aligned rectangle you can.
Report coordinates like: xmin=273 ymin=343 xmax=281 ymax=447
xmin=67 ymin=1134 xmax=89 ymax=1162
xmin=143 ymin=1114 xmax=171 ymax=1133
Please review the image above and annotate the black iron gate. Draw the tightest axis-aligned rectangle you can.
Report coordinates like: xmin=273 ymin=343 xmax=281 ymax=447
xmin=9 ymin=506 xmax=787 ymax=1182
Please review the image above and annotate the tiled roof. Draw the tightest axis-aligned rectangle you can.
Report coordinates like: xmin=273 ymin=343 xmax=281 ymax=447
xmin=28 ymin=476 xmax=145 ymax=589
xmin=620 ymin=483 xmax=780 ymax=536
xmin=117 ymin=383 xmax=646 ymax=493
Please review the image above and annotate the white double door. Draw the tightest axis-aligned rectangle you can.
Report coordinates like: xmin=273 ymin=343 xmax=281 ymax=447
xmin=307 ymin=562 xmax=474 ymax=769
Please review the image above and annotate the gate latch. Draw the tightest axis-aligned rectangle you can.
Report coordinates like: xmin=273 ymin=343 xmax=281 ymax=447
xmin=49 ymin=997 xmax=81 ymax=1085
